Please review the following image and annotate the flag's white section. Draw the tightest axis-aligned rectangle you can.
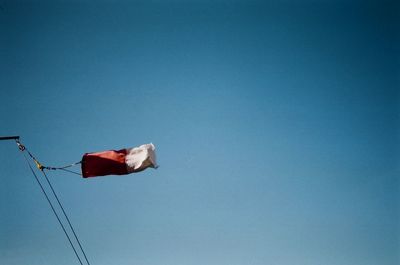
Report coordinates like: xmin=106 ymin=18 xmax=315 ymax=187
xmin=125 ymin=143 xmax=157 ymax=173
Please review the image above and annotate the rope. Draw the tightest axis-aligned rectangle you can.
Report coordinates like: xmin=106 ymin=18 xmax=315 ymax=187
xmin=20 ymin=152 xmax=84 ymax=265
xmin=16 ymin=139 xmax=91 ymax=265
xmin=16 ymin=138 xmax=82 ymax=175
xmin=44 ymin=161 xmax=82 ymax=172
xmin=59 ymin=168 xmax=82 ymax=176
xmin=41 ymin=169 xmax=91 ymax=265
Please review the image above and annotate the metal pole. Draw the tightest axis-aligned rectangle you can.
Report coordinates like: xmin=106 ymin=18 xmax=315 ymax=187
xmin=0 ymin=136 xmax=20 ymax=141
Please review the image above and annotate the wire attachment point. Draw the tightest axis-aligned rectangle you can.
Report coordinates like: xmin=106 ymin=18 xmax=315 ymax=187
xmin=15 ymin=139 xmax=26 ymax=151
xmin=34 ymin=159 xmax=44 ymax=171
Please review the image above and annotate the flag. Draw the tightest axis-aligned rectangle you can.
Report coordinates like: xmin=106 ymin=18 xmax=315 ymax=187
xmin=81 ymin=143 xmax=157 ymax=178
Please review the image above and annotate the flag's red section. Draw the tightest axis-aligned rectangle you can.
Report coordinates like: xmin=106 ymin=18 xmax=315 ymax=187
xmin=81 ymin=149 xmax=128 ymax=178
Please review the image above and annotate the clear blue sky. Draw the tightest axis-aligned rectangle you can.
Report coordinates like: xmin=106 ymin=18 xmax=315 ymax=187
xmin=1 ymin=0 xmax=399 ymax=265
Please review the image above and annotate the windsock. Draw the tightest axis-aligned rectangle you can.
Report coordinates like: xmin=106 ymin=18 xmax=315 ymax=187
xmin=81 ymin=143 xmax=157 ymax=178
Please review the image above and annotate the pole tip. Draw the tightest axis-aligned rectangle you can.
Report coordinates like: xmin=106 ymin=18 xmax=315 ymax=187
xmin=0 ymin=136 xmax=20 ymax=141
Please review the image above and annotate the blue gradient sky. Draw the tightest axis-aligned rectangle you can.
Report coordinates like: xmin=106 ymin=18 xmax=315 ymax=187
xmin=1 ymin=1 xmax=399 ymax=265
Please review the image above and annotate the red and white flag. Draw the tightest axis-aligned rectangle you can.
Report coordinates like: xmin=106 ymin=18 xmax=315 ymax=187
xmin=81 ymin=143 xmax=157 ymax=178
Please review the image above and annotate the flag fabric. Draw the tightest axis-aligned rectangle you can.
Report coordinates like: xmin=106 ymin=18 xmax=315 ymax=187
xmin=81 ymin=143 xmax=157 ymax=178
